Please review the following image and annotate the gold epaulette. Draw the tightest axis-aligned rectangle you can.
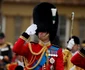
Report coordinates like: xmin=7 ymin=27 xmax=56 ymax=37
xmin=20 ymin=36 xmax=27 ymax=41
xmin=0 ymin=42 xmax=12 ymax=48
xmin=6 ymin=42 xmax=13 ymax=46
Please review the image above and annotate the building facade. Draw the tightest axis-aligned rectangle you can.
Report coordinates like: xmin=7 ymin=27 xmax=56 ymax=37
xmin=1 ymin=0 xmax=85 ymax=47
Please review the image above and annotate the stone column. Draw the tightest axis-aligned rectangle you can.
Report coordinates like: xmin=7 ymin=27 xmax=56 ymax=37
xmin=0 ymin=0 xmax=3 ymax=32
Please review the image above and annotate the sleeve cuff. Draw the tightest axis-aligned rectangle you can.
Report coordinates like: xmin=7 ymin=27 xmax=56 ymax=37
xmin=21 ymin=32 xmax=29 ymax=39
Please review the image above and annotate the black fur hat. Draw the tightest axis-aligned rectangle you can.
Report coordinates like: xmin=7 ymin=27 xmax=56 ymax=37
xmin=33 ymin=2 xmax=59 ymax=42
xmin=0 ymin=32 xmax=5 ymax=39
xmin=15 ymin=65 xmax=23 ymax=70
xmin=67 ymin=36 xmax=80 ymax=44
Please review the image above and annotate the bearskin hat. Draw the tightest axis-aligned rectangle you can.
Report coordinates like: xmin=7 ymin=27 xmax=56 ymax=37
xmin=67 ymin=36 xmax=80 ymax=50
xmin=33 ymin=2 xmax=59 ymax=42
xmin=67 ymin=36 xmax=80 ymax=44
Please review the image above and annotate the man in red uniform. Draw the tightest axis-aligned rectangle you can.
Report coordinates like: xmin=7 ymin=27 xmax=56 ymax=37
xmin=13 ymin=2 xmax=64 ymax=70
xmin=71 ymin=40 xmax=85 ymax=69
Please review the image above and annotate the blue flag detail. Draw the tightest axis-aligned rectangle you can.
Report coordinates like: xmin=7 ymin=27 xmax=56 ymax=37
xmin=33 ymin=45 xmax=59 ymax=70
xmin=33 ymin=53 xmax=46 ymax=70
xmin=49 ymin=45 xmax=59 ymax=51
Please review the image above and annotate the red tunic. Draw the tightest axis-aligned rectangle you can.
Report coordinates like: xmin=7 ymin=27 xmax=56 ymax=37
xmin=6 ymin=62 xmax=27 ymax=70
xmin=71 ymin=52 xmax=85 ymax=69
xmin=13 ymin=37 xmax=64 ymax=70
xmin=6 ymin=63 xmax=18 ymax=70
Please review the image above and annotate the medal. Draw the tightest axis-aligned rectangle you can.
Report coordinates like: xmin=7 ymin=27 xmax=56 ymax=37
xmin=50 ymin=57 xmax=55 ymax=64
xmin=50 ymin=65 xmax=54 ymax=70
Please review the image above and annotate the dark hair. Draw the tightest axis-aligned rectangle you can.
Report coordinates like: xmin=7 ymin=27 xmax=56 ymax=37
xmin=0 ymin=32 xmax=5 ymax=39
xmin=67 ymin=36 xmax=80 ymax=44
xmin=15 ymin=65 xmax=23 ymax=70
xmin=72 ymin=36 xmax=80 ymax=44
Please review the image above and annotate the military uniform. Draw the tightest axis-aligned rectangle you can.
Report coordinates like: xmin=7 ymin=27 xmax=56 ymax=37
xmin=0 ymin=42 xmax=13 ymax=69
xmin=13 ymin=36 xmax=64 ymax=70
xmin=6 ymin=53 xmax=26 ymax=70
xmin=13 ymin=2 xmax=64 ymax=70
xmin=6 ymin=62 xmax=26 ymax=70
xmin=0 ymin=32 xmax=13 ymax=70
xmin=63 ymin=36 xmax=83 ymax=70
xmin=63 ymin=48 xmax=74 ymax=70
xmin=6 ymin=62 xmax=18 ymax=70
xmin=71 ymin=47 xmax=85 ymax=70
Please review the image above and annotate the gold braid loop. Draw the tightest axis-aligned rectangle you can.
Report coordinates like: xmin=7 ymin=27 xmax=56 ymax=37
xmin=27 ymin=56 xmax=36 ymax=66
xmin=28 ymin=43 xmax=46 ymax=55
xmin=24 ymin=55 xmax=36 ymax=66
xmin=26 ymin=46 xmax=47 ymax=70
xmin=25 ymin=42 xmax=51 ymax=70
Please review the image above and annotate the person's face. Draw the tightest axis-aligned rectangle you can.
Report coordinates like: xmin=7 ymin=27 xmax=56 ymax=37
xmin=17 ymin=55 xmax=23 ymax=62
xmin=38 ymin=32 xmax=49 ymax=41
xmin=72 ymin=44 xmax=80 ymax=53
xmin=0 ymin=38 xmax=5 ymax=45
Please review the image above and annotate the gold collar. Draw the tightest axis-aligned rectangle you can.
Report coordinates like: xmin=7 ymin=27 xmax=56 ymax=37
xmin=39 ymin=40 xmax=51 ymax=47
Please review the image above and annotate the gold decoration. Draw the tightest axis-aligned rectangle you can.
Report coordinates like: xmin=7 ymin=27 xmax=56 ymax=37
xmin=20 ymin=36 xmax=27 ymax=41
xmin=25 ymin=41 xmax=51 ymax=70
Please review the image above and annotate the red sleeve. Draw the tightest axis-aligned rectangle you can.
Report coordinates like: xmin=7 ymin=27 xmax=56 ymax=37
xmin=71 ymin=52 xmax=85 ymax=69
xmin=55 ymin=48 xmax=64 ymax=70
xmin=13 ymin=38 xmax=29 ymax=57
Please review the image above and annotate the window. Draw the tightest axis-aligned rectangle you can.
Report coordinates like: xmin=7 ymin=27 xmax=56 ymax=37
xmin=79 ymin=19 xmax=85 ymax=42
xmin=14 ymin=16 xmax=22 ymax=40
xmin=58 ymin=15 xmax=70 ymax=47
xmin=2 ymin=16 xmax=6 ymax=33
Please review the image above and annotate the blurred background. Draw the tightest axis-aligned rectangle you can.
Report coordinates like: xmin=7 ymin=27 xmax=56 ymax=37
xmin=0 ymin=0 xmax=85 ymax=47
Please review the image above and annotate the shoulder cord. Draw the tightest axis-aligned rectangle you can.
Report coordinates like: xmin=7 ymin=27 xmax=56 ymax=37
xmin=28 ymin=43 xmax=46 ymax=55
xmin=24 ymin=55 xmax=36 ymax=66
xmin=25 ymin=43 xmax=47 ymax=70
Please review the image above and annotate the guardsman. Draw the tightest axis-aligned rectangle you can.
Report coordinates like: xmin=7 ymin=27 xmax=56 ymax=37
xmin=71 ymin=40 xmax=85 ymax=70
xmin=0 ymin=32 xmax=13 ymax=70
xmin=63 ymin=36 xmax=80 ymax=70
xmin=13 ymin=2 xmax=64 ymax=70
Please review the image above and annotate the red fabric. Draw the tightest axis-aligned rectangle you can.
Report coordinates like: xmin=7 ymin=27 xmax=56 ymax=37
xmin=7 ymin=63 xmax=18 ymax=70
xmin=13 ymin=38 xmax=64 ymax=70
xmin=7 ymin=63 xmax=27 ymax=70
xmin=71 ymin=52 xmax=85 ymax=69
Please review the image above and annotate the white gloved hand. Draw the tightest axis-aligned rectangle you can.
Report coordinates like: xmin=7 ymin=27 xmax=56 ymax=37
xmin=25 ymin=24 xmax=37 ymax=35
xmin=0 ymin=55 xmax=4 ymax=60
xmin=70 ymin=65 xmax=76 ymax=70
xmin=67 ymin=38 xmax=75 ymax=50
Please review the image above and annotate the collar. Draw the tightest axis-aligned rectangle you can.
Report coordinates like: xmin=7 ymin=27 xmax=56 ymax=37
xmin=39 ymin=40 xmax=51 ymax=47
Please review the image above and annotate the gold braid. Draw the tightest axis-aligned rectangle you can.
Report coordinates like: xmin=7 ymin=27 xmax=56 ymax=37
xmin=28 ymin=43 xmax=46 ymax=55
xmin=24 ymin=41 xmax=51 ymax=70
xmin=26 ymin=44 xmax=47 ymax=70
xmin=28 ymin=56 xmax=36 ymax=66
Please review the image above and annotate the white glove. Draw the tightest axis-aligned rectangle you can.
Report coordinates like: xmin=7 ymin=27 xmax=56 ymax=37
xmin=70 ymin=65 xmax=76 ymax=70
xmin=67 ymin=38 xmax=75 ymax=50
xmin=25 ymin=24 xmax=37 ymax=35
xmin=0 ymin=55 xmax=4 ymax=60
